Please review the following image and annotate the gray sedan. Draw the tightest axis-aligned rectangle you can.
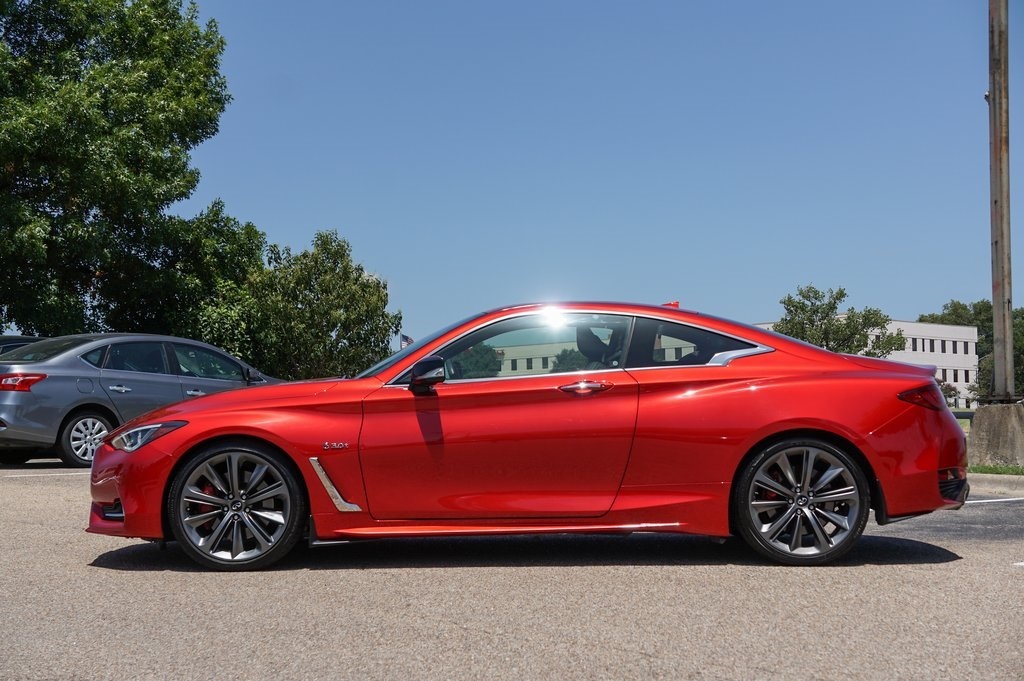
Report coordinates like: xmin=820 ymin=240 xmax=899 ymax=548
xmin=0 ymin=334 xmax=275 ymax=467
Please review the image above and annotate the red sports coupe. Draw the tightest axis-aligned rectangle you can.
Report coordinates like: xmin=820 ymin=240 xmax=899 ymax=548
xmin=88 ymin=302 xmax=968 ymax=570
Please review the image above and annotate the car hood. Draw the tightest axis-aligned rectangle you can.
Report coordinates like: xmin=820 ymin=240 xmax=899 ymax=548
xmin=128 ymin=376 xmax=382 ymax=424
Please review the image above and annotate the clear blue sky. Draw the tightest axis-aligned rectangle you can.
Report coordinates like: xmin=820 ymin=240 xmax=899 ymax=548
xmin=176 ymin=1 xmax=1022 ymax=341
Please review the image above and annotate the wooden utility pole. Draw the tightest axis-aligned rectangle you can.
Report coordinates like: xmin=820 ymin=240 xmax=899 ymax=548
xmin=989 ymin=0 xmax=1014 ymax=401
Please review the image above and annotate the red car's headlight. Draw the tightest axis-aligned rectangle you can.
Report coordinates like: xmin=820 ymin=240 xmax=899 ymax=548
xmin=109 ymin=421 xmax=188 ymax=453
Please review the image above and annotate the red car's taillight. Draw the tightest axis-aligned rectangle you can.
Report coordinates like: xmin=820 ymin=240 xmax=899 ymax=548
xmin=0 ymin=374 xmax=47 ymax=392
xmin=898 ymin=383 xmax=945 ymax=411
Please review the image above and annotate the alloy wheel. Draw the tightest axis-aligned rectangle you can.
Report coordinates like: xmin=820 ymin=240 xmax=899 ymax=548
xmin=739 ymin=441 xmax=868 ymax=564
xmin=174 ymin=448 xmax=300 ymax=567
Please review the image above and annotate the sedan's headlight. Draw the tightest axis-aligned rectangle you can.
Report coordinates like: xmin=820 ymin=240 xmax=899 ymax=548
xmin=109 ymin=421 xmax=188 ymax=453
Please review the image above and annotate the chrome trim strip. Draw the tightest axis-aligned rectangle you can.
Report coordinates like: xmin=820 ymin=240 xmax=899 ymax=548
xmin=622 ymin=346 xmax=774 ymax=372
xmin=708 ymin=346 xmax=774 ymax=366
xmin=309 ymin=457 xmax=362 ymax=512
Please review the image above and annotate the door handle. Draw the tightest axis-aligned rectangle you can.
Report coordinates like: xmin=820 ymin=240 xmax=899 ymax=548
xmin=108 ymin=385 xmax=132 ymax=393
xmin=185 ymin=389 xmax=206 ymax=397
xmin=558 ymin=380 xmax=612 ymax=396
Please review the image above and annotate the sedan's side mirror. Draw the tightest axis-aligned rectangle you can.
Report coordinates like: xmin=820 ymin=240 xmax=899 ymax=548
xmin=243 ymin=367 xmax=266 ymax=385
xmin=410 ymin=355 xmax=446 ymax=395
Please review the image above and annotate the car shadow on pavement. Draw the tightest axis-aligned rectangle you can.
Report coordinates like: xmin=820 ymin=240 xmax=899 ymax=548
xmin=89 ymin=532 xmax=960 ymax=572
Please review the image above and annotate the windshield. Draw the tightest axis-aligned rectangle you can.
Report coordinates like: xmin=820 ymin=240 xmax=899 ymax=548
xmin=355 ymin=315 xmax=476 ymax=379
xmin=0 ymin=336 xmax=95 ymax=362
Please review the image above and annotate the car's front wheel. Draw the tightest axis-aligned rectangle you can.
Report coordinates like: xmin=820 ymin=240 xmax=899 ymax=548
xmin=167 ymin=441 xmax=307 ymax=571
xmin=58 ymin=412 xmax=112 ymax=467
xmin=733 ymin=439 xmax=870 ymax=565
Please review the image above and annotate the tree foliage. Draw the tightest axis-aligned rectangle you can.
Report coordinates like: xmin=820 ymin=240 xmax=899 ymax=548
xmin=550 ymin=348 xmax=588 ymax=373
xmin=1 ymin=3 xmax=404 ymax=379
xmin=456 ymin=344 xmax=500 ymax=379
xmin=919 ymin=298 xmax=1024 ymax=401
xmin=773 ymin=285 xmax=905 ymax=358
xmin=196 ymin=231 xmax=402 ymax=381
xmin=0 ymin=0 xmax=232 ymax=334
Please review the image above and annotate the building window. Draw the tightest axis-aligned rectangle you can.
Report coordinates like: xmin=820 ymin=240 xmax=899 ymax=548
xmin=912 ymin=338 xmax=918 ymax=351
xmin=526 ymin=358 xmax=533 ymax=371
xmin=964 ymin=341 xmax=970 ymax=354
xmin=510 ymin=359 xmax=518 ymax=371
xmin=941 ymin=369 xmax=947 ymax=381
xmin=929 ymin=339 xmax=935 ymax=352
xmin=941 ymin=340 xmax=947 ymax=353
xmin=953 ymin=369 xmax=959 ymax=382
xmin=952 ymin=342 xmax=958 ymax=354
xmin=965 ymin=370 xmax=970 ymax=383
xmin=542 ymin=357 xmax=549 ymax=369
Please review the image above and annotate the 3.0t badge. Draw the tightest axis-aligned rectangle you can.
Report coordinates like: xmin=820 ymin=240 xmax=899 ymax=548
xmin=322 ymin=441 xmax=350 ymax=450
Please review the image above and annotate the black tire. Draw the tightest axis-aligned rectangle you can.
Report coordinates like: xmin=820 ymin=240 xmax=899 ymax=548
xmin=732 ymin=438 xmax=870 ymax=566
xmin=166 ymin=440 xmax=307 ymax=571
xmin=57 ymin=411 xmax=113 ymax=467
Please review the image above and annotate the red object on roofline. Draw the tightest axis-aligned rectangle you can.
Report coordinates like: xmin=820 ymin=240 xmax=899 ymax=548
xmin=662 ymin=300 xmax=679 ymax=308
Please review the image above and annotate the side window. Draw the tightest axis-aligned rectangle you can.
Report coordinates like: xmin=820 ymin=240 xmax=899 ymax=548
xmin=104 ymin=342 xmax=170 ymax=374
xmin=82 ymin=346 xmax=107 ymax=368
xmin=408 ymin=313 xmax=632 ymax=381
xmin=174 ymin=343 xmax=244 ymax=382
xmin=625 ymin=318 xmax=755 ymax=369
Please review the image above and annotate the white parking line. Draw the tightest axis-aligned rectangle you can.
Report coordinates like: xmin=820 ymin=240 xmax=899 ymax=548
xmin=965 ymin=497 xmax=1024 ymax=504
xmin=1 ymin=472 xmax=91 ymax=479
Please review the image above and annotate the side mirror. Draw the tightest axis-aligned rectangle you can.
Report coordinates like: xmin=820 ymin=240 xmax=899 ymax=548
xmin=409 ymin=355 xmax=446 ymax=395
xmin=243 ymin=367 xmax=264 ymax=385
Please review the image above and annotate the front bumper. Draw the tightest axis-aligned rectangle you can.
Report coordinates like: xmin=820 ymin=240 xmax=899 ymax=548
xmin=87 ymin=442 xmax=170 ymax=540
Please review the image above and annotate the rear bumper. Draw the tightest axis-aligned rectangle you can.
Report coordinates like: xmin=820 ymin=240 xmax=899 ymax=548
xmin=939 ymin=475 xmax=970 ymax=508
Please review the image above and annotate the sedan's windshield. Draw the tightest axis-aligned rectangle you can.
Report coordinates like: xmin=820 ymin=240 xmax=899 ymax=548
xmin=0 ymin=336 xmax=94 ymax=362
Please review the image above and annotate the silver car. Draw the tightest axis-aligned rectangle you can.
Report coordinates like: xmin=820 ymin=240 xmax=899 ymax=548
xmin=0 ymin=334 xmax=275 ymax=467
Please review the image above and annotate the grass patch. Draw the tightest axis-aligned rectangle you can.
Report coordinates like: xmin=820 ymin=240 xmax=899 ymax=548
xmin=968 ymin=464 xmax=1024 ymax=476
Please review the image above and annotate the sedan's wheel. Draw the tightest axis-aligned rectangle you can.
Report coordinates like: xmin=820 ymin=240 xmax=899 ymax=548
xmin=167 ymin=442 xmax=307 ymax=571
xmin=733 ymin=439 xmax=870 ymax=566
xmin=58 ymin=412 xmax=112 ymax=467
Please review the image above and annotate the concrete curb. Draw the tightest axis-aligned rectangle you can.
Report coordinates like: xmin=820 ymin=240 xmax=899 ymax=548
xmin=968 ymin=473 xmax=1024 ymax=497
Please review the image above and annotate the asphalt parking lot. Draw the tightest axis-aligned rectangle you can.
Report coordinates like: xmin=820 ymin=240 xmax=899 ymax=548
xmin=1 ymin=462 xmax=1021 ymax=680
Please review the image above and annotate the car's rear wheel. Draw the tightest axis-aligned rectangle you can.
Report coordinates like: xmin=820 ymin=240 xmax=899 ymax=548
xmin=733 ymin=439 xmax=870 ymax=565
xmin=58 ymin=412 xmax=112 ymax=467
xmin=167 ymin=441 xmax=307 ymax=571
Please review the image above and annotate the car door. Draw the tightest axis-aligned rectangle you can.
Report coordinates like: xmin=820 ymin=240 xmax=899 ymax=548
xmin=171 ymin=342 xmax=249 ymax=399
xmin=620 ymin=316 xmax=775 ymax=488
xmin=358 ymin=312 xmax=639 ymax=520
xmin=99 ymin=341 xmax=185 ymax=421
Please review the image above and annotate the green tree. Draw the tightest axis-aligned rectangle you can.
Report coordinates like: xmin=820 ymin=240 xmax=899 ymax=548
xmin=98 ymin=201 xmax=266 ymax=335
xmin=550 ymin=348 xmax=588 ymax=373
xmin=456 ymin=344 xmax=501 ymax=379
xmin=919 ymin=298 xmax=1024 ymax=401
xmin=774 ymin=285 xmax=905 ymax=358
xmin=0 ymin=0 xmax=232 ymax=334
xmin=197 ymin=231 xmax=402 ymax=381
xmin=937 ymin=380 xmax=960 ymax=407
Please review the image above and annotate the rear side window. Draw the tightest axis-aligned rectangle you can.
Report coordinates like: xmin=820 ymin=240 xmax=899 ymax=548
xmin=625 ymin=318 xmax=755 ymax=369
xmin=82 ymin=347 xmax=107 ymax=368
xmin=174 ymin=343 xmax=244 ymax=382
xmin=105 ymin=342 xmax=171 ymax=375
xmin=0 ymin=336 xmax=92 ymax=362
